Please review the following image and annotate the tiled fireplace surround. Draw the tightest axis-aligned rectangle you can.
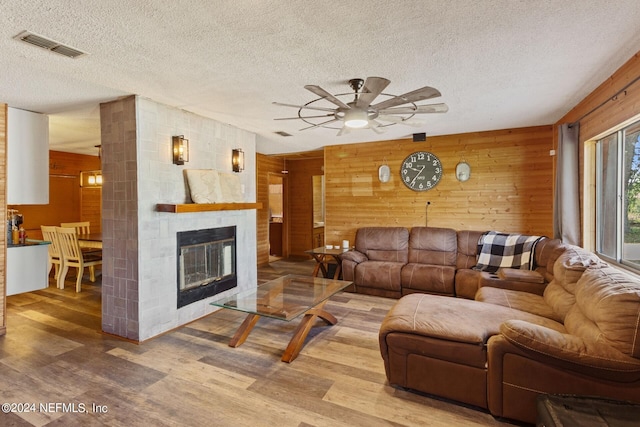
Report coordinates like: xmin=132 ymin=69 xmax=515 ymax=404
xmin=100 ymin=96 xmax=257 ymax=341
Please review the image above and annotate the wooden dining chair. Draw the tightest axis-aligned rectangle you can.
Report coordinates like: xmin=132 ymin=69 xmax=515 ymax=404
xmin=60 ymin=221 xmax=101 ymax=254
xmin=41 ymin=225 xmax=64 ymax=283
xmin=55 ymin=226 xmax=102 ymax=292
xmin=60 ymin=221 xmax=91 ymax=235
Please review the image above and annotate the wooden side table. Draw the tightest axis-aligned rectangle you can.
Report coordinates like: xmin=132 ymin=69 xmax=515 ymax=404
xmin=305 ymin=246 xmax=347 ymax=279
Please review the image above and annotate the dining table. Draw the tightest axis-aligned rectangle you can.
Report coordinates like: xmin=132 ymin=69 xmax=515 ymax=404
xmin=77 ymin=232 xmax=102 ymax=249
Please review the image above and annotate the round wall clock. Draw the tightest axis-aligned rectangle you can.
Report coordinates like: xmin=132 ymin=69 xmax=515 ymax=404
xmin=400 ymin=151 xmax=443 ymax=191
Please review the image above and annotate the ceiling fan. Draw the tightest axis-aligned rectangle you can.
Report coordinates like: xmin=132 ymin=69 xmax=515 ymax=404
xmin=273 ymin=77 xmax=448 ymax=135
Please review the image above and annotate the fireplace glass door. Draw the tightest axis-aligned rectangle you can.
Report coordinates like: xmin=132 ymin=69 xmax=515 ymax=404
xmin=177 ymin=226 xmax=237 ymax=308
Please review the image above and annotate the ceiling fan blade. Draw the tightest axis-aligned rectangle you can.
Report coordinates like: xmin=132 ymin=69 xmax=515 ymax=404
xmin=337 ymin=126 xmax=351 ymax=136
xmin=371 ymin=86 xmax=442 ymax=110
xmin=377 ymin=114 xmax=424 ymax=127
xmin=367 ymin=120 xmax=387 ymax=134
xmin=272 ymin=101 xmax=336 ymax=113
xmin=274 ymin=114 xmax=334 ymax=121
xmin=304 ymin=85 xmax=350 ymax=109
xmin=299 ymin=118 xmax=339 ymax=131
xmin=355 ymin=77 xmax=391 ymax=108
xmin=379 ymin=103 xmax=449 ymax=115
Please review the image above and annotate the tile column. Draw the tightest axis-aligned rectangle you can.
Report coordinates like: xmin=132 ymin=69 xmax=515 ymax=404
xmin=100 ymin=96 xmax=139 ymax=340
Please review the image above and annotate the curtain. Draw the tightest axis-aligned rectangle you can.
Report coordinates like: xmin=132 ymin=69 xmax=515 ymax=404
xmin=553 ymin=123 xmax=581 ymax=245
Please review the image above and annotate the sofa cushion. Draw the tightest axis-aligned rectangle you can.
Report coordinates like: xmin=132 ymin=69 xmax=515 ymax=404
xmin=542 ymin=281 xmax=573 ymax=322
xmin=533 ymin=238 xmax=566 ymax=282
xmin=354 ymin=227 xmax=409 ymax=263
xmin=408 ymin=227 xmax=457 ymax=265
xmin=476 ymin=287 xmax=560 ymax=322
xmin=456 ymin=230 xmax=485 ymax=269
xmin=380 ymin=293 xmax=565 ymax=348
xmin=552 ymin=246 xmax=601 ymax=293
xmin=566 ymin=265 xmax=640 ymax=359
xmin=500 ymin=320 xmax=640 ymax=382
xmin=454 ymin=268 xmax=481 ymax=299
xmin=401 ymin=264 xmax=456 ymax=295
xmin=402 ymin=227 xmax=457 ymax=295
xmin=543 ymin=246 xmax=601 ymax=321
xmin=354 ymin=260 xmax=404 ymax=292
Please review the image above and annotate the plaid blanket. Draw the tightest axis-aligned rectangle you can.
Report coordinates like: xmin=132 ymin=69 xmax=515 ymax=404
xmin=473 ymin=231 xmax=544 ymax=273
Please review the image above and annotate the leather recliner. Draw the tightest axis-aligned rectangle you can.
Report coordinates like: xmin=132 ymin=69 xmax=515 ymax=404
xmin=341 ymin=227 xmax=409 ymax=298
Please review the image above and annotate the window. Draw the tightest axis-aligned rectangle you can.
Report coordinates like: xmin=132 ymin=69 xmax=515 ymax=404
xmin=596 ymin=120 xmax=640 ymax=270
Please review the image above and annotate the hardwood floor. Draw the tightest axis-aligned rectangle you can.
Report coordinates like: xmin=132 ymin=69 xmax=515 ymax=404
xmin=0 ymin=260 xmax=516 ymax=427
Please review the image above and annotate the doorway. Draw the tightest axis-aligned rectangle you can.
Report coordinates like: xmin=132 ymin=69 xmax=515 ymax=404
xmin=268 ymin=173 xmax=284 ymax=261
xmin=5 ymin=129 xmax=104 ymax=333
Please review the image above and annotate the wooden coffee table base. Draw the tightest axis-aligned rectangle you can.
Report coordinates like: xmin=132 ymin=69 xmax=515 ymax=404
xmin=228 ymin=300 xmax=337 ymax=363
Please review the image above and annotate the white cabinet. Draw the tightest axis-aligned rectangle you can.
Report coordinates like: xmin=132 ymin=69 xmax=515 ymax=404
xmin=7 ymin=107 xmax=49 ymax=204
xmin=6 ymin=244 xmax=50 ymax=296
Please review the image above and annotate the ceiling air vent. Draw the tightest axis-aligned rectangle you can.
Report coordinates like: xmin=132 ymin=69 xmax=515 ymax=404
xmin=13 ymin=31 xmax=86 ymax=59
xmin=275 ymin=131 xmax=292 ymax=137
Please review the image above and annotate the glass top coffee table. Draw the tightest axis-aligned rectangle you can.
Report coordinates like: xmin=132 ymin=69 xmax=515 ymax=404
xmin=211 ymin=274 xmax=352 ymax=363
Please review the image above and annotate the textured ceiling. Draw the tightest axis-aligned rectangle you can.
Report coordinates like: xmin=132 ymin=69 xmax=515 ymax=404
xmin=2 ymin=0 xmax=640 ymax=156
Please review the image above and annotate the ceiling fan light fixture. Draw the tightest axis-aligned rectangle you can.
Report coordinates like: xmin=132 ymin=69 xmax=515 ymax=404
xmin=273 ymin=76 xmax=447 ymax=133
xmin=344 ymin=108 xmax=368 ymax=128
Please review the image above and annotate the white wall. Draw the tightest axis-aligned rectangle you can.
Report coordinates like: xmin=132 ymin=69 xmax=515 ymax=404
xmin=135 ymin=97 xmax=257 ymax=340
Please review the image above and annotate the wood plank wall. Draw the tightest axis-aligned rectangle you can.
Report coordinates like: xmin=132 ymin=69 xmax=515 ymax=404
xmin=13 ymin=150 xmax=101 ymax=239
xmin=80 ymin=186 xmax=102 ymax=232
xmin=256 ymin=153 xmax=287 ymax=265
xmin=256 ymin=50 xmax=640 ymax=264
xmin=286 ymin=157 xmax=323 ymax=257
xmin=0 ymin=104 xmax=6 ymax=335
xmin=324 ymin=126 xmax=554 ymax=246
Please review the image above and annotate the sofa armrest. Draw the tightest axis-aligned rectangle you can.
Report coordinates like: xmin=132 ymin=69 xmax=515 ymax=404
xmin=479 ymin=272 xmax=547 ymax=296
xmin=499 ymin=320 xmax=640 ymax=382
xmin=498 ymin=268 xmax=544 ymax=283
xmin=340 ymin=250 xmax=368 ymax=264
xmin=340 ymin=250 xmax=368 ymax=282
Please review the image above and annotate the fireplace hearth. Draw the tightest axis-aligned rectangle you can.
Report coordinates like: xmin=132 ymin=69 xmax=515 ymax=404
xmin=177 ymin=226 xmax=237 ymax=308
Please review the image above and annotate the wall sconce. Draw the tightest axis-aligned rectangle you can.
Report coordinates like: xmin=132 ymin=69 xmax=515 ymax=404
xmin=172 ymin=135 xmax=189 ymax=165
xmin=378 ymin=158 xmax=390 ymax=183
xmin=456 ymin=161 xmax=471 ymax=182
xmin=81 ymin=170 xmax=103 ymax=187
xmin=232 ymin=148 xmax=244 ymax=173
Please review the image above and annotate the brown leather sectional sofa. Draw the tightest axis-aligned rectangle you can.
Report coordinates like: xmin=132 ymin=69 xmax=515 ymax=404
xmin=340 ymin=226 xmax=565 ymax=299
xmin=341 ymin=227 xmax=640 ymax=424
